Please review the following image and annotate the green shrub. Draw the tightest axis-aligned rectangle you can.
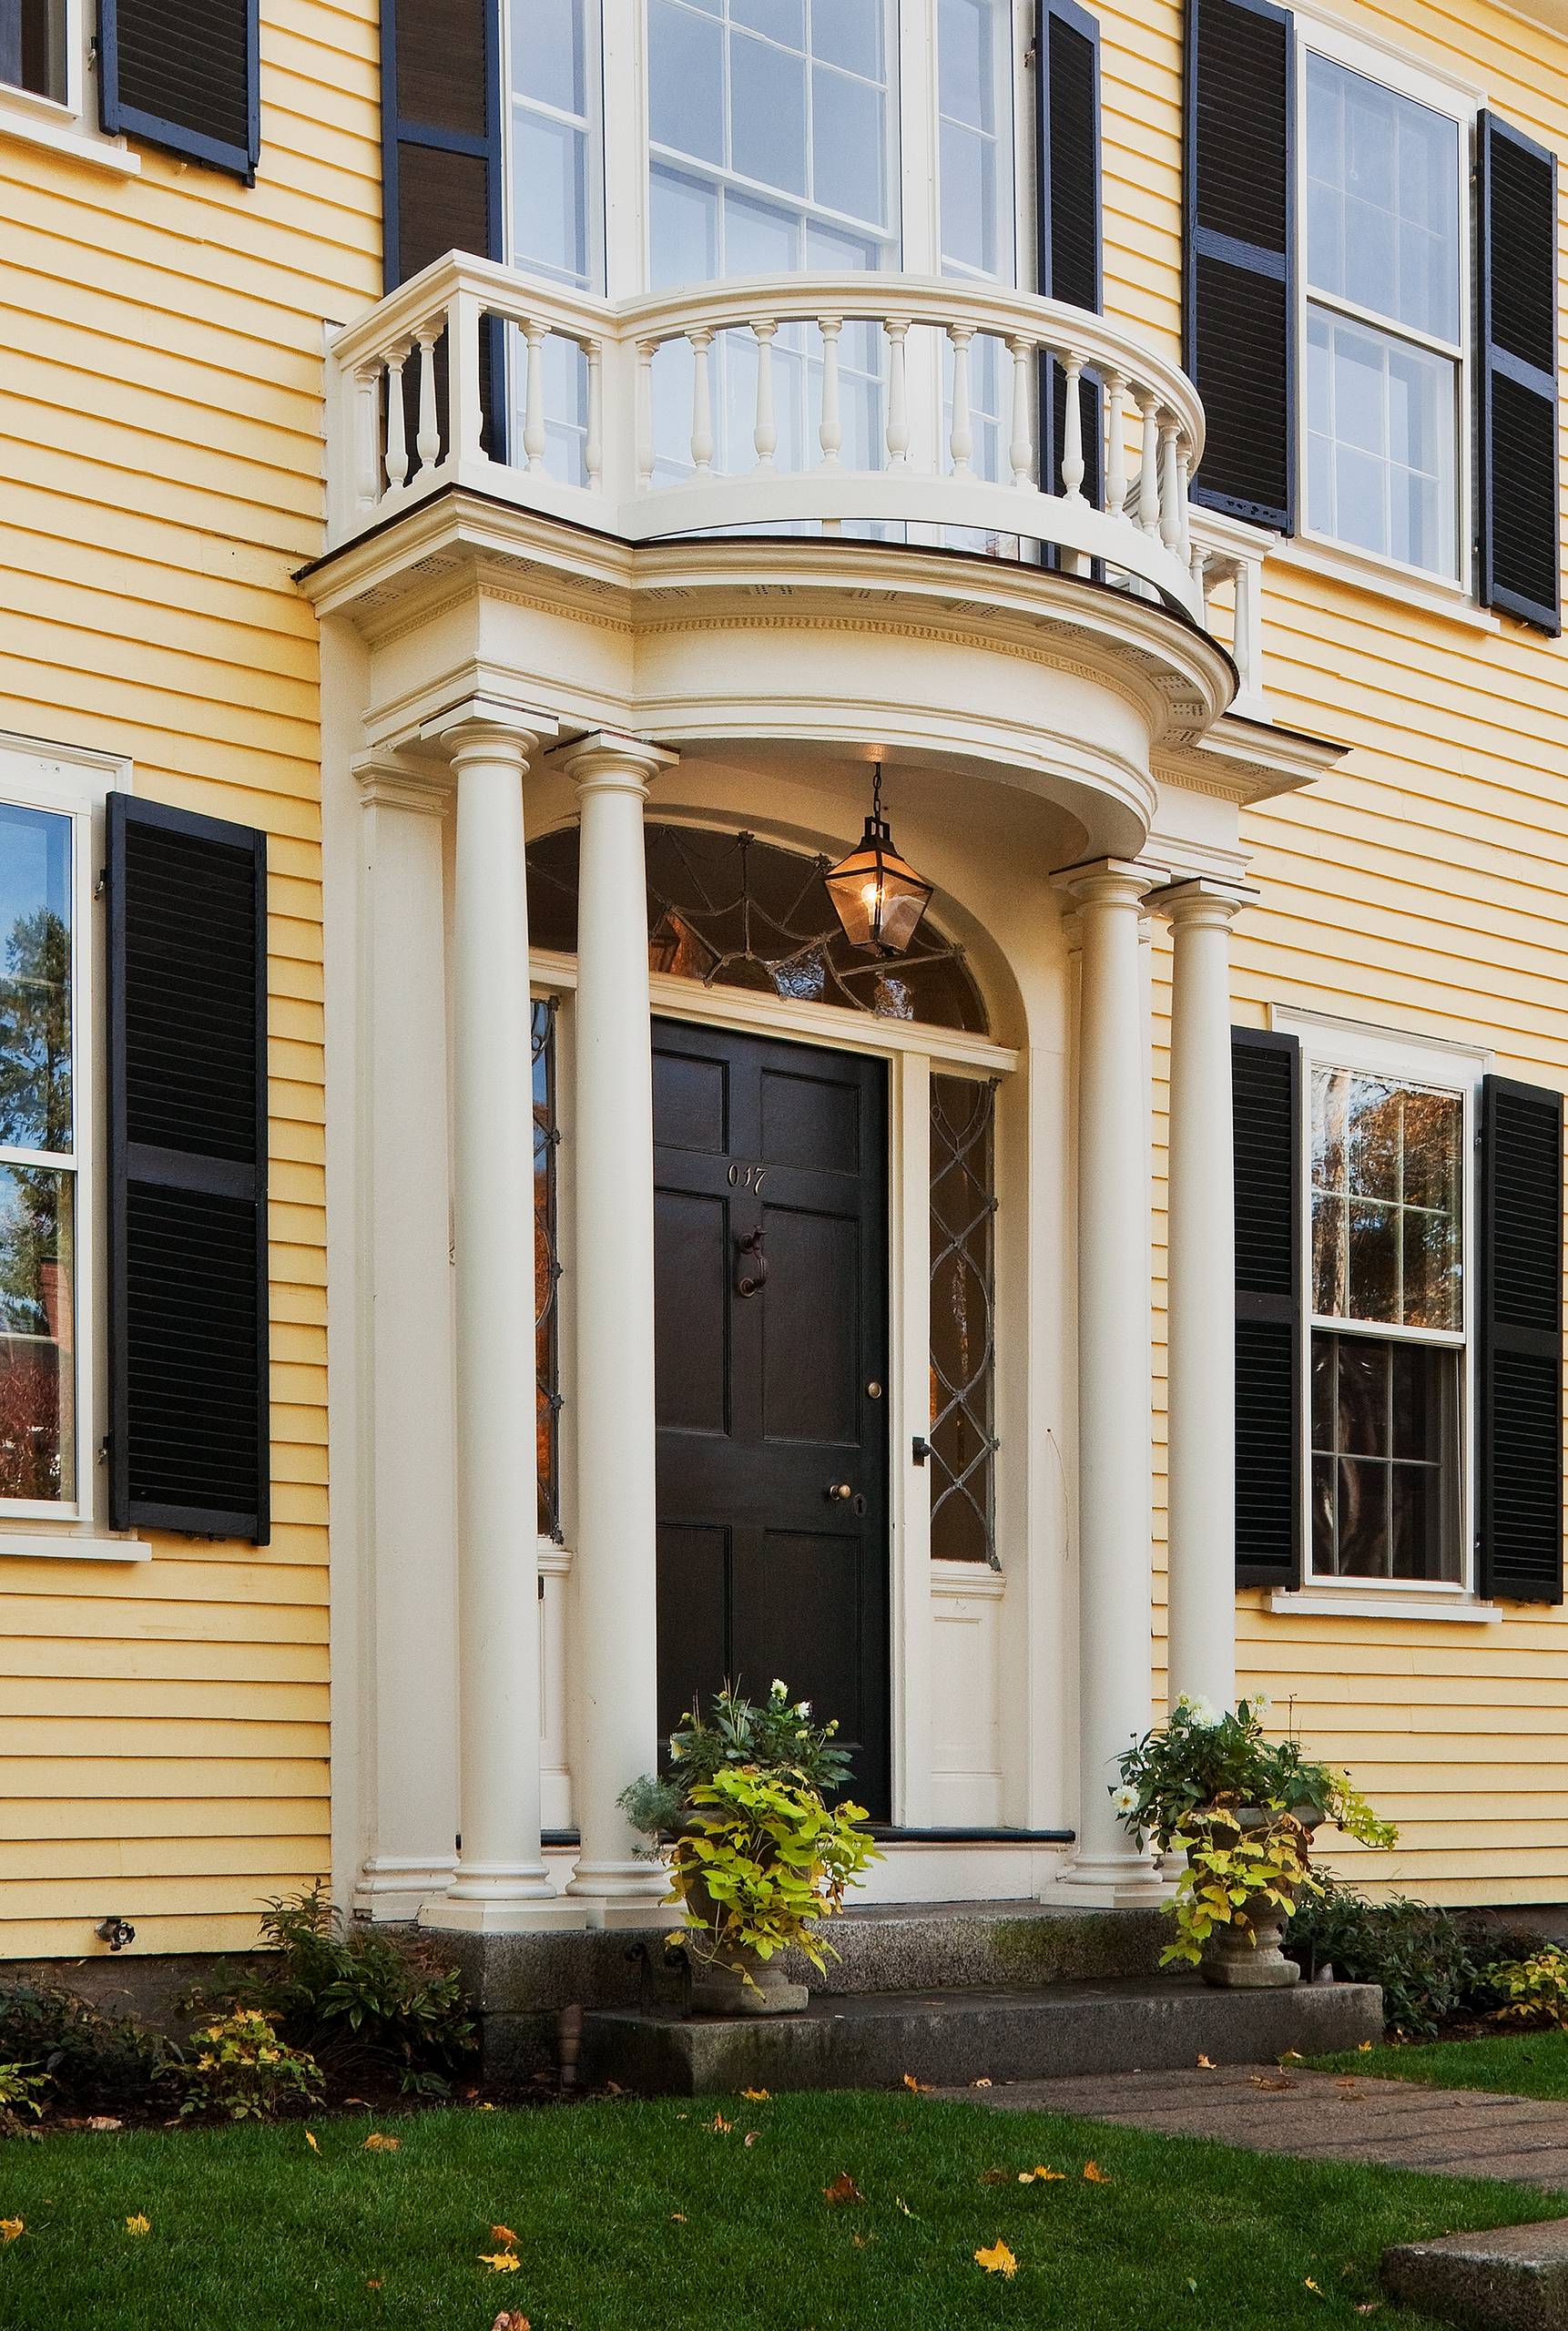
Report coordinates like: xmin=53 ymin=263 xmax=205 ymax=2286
xmin=0 ymin=2063 xmax=47 ymax=2138
xmin=0 ymin=1984 xmax=178 ymax=2114
xmin=178 ymin=2010 xmax=322 ymax=2122
xmin=1286 ymin=1879 xmax=1482 ymax=2037
xmin=219 ymin=1888 xmax=475 ymax=2096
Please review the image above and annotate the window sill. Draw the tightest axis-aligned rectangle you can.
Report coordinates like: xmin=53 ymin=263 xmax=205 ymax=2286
xmin=0 ymin=96 xmax=141 ymax=176
xmin=1275 ymin=536 xmax=1501 ymax=634
xmin=0 ymin=1530 xmax=151 ymax=1562
xmin=1265 ymin=1588 xmax=1499 ymax=1623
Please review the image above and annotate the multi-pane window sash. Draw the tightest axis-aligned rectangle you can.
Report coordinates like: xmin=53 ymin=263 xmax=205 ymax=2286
xmin=533 ymin=997 xmax=564 ymax=1542
xmin=930 ymin=1072 xmax=1000 ymax=1567
xmin=1307 ymin=1063 xmax=1468 ymax=1583
xmin=0 ymin=798 xmax=79 ymax=1514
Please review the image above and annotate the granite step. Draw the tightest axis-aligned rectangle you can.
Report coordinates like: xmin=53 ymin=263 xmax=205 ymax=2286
xmin=576 ymin=1973 xmax=1383 ymax=2097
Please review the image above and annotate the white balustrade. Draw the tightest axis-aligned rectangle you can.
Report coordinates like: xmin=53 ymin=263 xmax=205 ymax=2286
xmin=328 ymin=253 xmax=1280 ymax=658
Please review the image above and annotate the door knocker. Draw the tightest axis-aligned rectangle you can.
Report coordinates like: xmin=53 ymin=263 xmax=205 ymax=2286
xmin=734 ymin=1226 xmax=769 ymax=1298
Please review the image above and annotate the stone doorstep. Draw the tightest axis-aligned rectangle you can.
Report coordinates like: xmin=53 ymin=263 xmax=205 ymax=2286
xmin=1382 ymin=2219 xmax=1568 ymax=2331
xmin=567 ymin=1975 xmax=1383 ymax=2097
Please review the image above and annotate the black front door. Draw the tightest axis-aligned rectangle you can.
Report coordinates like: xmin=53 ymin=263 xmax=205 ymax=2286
xmin=653 ymin=1019 xmax=891 ymax=1818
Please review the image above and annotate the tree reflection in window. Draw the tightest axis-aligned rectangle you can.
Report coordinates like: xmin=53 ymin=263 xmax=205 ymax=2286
xmin=533 ymin=997 xmax=563 ymax=1542
xmin=930 ymin=1075 xmax=999 ymax=1566
xmin=527 ymin=822 xmax=987 ymax=1033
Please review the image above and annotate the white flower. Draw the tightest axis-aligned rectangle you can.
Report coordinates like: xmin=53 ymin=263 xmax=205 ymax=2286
xmin=1186 ymin=1695 xmax=1221 ymax=1729
xmin=1112 ymin=1786 xmax=1139 ymax=1817
xmin=770 ymin=1678 xmax=789 ymax=1700
xmin=668 ymin=1740 xmax=684 ymax=1760
xmin=795 ymin=1700 xmax=811 ymax=1717
xmin=1249 ymin=1690 xmax=1272 ymax=1715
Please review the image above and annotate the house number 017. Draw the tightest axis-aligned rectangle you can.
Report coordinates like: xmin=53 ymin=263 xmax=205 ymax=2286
xmin=728 ymin=1163 xmax=767 ymax=1193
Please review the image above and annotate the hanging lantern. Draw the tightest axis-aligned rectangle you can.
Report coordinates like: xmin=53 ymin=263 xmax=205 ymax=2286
xmin=822 ymin=763 xmax=933 ymax=957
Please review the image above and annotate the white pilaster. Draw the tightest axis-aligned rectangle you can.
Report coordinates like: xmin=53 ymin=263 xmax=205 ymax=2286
xmin=352 ymin=758 xmax=461 ymax=1919
xmin=1054 ymin=860 xmax=1165 ymax=1900
xmin=417 ymin=698 xmax=584 ymax=1934
xmin=1156 ymin=879 xmax=1252 ymax=1715
xmin=556 ymin=731 xmax=677 ymax=1926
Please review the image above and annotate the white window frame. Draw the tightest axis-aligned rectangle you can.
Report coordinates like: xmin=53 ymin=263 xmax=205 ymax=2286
xmin=0 ymin=0 xmax=139 ymax=175
xmin=1292 ymin=13 xmax=1477 ymax=595
xmin=1276 ymin=1008 xmax=1486 ymax=1600
xmin=500 ymin=0 xmax=607 ymax=294
xmin=0 ymin=733 xmax=147 ymax=1562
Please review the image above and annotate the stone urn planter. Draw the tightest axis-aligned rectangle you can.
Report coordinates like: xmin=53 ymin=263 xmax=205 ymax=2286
xmin=1190 ymin=1806 xmax=1319 ymax=1992
xmin=681 ymin=1874 xmax=809 ymax=2017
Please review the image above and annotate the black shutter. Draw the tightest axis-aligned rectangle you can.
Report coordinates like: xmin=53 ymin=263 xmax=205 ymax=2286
xmin=1479 ymin=1075 xmax=1563 ymax=1602
xmin=99 ymin=0 xmax=260 ymax=183
xmin=1036 ymin=0 xmax=1103 ymax=516
xmin=382 ymin=0 xmax=504 ymax=288
xmin=1184 ymin=0 xmax=1296 ymax=530
xmin=107 ymin=799 xmax=270 ymax=1544
xmin=1233 ymin=1028 xmax=1302 ymax=1587
xmin=1478 ymin=114 xmax=1561 ymax=636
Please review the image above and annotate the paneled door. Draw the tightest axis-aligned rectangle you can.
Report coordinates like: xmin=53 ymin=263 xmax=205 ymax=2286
xmin=653 ymin=1019 xmax=891 ymax=1819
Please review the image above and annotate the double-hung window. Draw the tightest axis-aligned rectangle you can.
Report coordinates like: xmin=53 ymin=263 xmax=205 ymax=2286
xmin=0 ymin=0 xmax=63 ymax=102
xmin=1307 ymin=1050 xmax=1471 ymax=1583
xmin=1302 ymin=43 xmax=1465 ymax=582
xmin=0 ymin=749 xmax=97 ymax=1524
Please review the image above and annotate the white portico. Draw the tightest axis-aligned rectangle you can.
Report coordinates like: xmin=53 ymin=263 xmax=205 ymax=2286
xmin=309 ymin=231 xmax=1339 ymax=1932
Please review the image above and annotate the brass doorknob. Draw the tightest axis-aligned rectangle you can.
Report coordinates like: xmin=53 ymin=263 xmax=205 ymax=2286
xmin=827 ymin=1481 xmax=854 ymax=1501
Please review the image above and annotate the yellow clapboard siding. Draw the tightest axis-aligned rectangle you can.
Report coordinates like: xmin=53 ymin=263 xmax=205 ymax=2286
xmin=5 ymin=1797 xmax=329 ymax=1842
xmin=0 ymin=1759 xmax=328 ymax=1799
xmin=0 ymin=1871 xmax=330 ymax=1926
xmin=0 ymin=1836 xmax=331 ymax=1885
xmin=2 ymin=1915 xmax=292 ymax=1958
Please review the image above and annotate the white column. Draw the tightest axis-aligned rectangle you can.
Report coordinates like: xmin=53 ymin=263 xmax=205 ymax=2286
xmin=1054 ymin=860 xmax=1165 ymax=1899
xmin=1157 ymin=879 xmax=1251 ymax=1715
xmin=419 ymin=701 xmax=583 ymax=1933
xmin=352 ymin=761 xmax=461 ymax=1919
xmin=557 ymin=732 xmax=677 ymax=1924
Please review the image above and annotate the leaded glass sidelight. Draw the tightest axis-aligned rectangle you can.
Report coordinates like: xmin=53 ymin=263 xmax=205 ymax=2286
xmin=930 ymin=1074 xmax=999 ymax=1565
xmin=533 ymin=997 xmax=564 ymax=1541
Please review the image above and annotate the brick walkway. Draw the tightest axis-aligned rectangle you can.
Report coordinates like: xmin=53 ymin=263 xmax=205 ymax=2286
xmin=958 ymin=2065 xmax=1568 ymax=2189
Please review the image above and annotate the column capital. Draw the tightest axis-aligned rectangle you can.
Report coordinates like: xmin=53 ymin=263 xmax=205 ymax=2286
xmin=418 ymin=694 xmax=559 ymax=764
xmin=1149 ymin=875 xmax=1258 ymax=930
xmin=351 ymin=751 xmax=452 ymax=817
xmin=553 ymin=730 xmax=678 ymax=796
xmin=1051 ymin=856 xmax=1168 ymax=911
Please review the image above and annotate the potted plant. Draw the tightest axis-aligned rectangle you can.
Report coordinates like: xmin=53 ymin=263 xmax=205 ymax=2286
xmin=620 ymin=1681 xmax=880 ymax=2016
xmin=1112 ymin=1695 xmax=1397 ymax=1989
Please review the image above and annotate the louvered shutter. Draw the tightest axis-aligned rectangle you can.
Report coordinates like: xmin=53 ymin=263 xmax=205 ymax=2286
xmin=99 ymin=0 xmax=260 ymax=183
xmin=1233 ymin=1028 xmax=1302 ymax=1587
xmin=1479 ymin=1075 xmax=1563 ymax=1602
xmin=1185 ymin=0 xmax=1296 ymax=530
xmin=107 ymin=799 xmax=270 ymax=1543
xmin=382 ymin=0 xmax=504 ymax=288
xmin=1478 ymin=115 xmax=1561 ymax=636
xmin=1036 ymin=0 xmax=1103 ymax=519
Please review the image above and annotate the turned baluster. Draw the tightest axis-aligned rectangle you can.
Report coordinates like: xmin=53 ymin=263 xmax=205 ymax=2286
xmin=1136 ymin=391 xmax=1161 ymax=537
xmin=751 ymin=320 xmax=779 ymax=471
xmin=447 ymin=287 xmax=485 ymax=463
xmin=1177 ymin=437 xmax=1195 ymax=575
xmin=1104 ymin=371 xmax=1128 ymax=524
xmin=382 ymin=343 xmax=411 ymax=491
xmin=885 ymin=319 xmax=911 ymax=467
xmin=1159 ymin=414 xmax=1183 ymax=555
xmin=948 ymin=323 xmax=975 ymax=474
xmin=687 ymin=326 xmax=715 ymax=474
xmin=585 ymin=338 xmax=604 ymax=489
xmin=523 ymin=322 xmax=548 ymax=473
xmin=818 ymin=317 xmax=843 ymax=466
xmin=1060 ymin=352 xmax=1086 ymax=502
xmin=354 ymin=362 xmax=382 ymax=511
xmin=414 ymin=324 xmax=442 ymax=472
xmin=636 ymin=339 xmax=656 ymax=491
xmin=1008 ymin=335 xmax=1034 ymax=486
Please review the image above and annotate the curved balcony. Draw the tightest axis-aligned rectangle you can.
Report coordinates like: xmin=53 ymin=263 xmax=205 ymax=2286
xmin=325 ymin=252 xmax=1268 ymax=706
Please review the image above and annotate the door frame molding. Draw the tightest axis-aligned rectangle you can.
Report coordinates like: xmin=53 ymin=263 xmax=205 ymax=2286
xmin=531 ymin=943 xmax=1018 ymax=1828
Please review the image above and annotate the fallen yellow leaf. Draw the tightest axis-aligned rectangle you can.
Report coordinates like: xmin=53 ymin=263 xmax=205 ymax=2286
xmin=366 ymin=2279 xmax=382 ymax=2290
xmin=669 ymin=2214 xmax=687 ymax=2224
xmin=478 ymin=2102 xmax=497 ymax=2112
xmin=743 ymin=2132 xmax=760 ymax=2147
xmin=823 ymin=2172 xmax=864 ymax=2205
xmin=1083 ymin=2162 xmax=1111 ymax=2183
xmin=125 ymin=2214 xmax=150 ymax=2236
xmin=902 ymin=2072 xmax=932 ymax=2094
xmin=1018 ymin=2165 xmax=1066 ymax=2183
xmin=740 ymin=2087 xmax=770 ymax=2102
xmin=490 ymin=2226 xmax=519 ymax=2247
xmin=1196 ymin=2054 xmax=1216 ymax=2070
xmin=362 ymin=2133 xmax=400 ymax=2153
xmin=479 ymin=2251 xmax=521 ymax=2274
xmin=1279 ymin=2050 xmax=1304 ymax=2066
xmin=1305 ymin=2278 xmax=1323 ymax=2295
xmin=710 ymin=2112 xmax=733 ymax=2134
xmin=894 ymin=2197 xmax=920 ymax=2219
xmin=305 ymin=2131 xmax=321 ymax=2153
xmin=0 ymin=2219 xmax=22 ymax=2244
xmin=975 ymin=2238 xmax=1017 ymax=2279
xmin=972 ymin=2076 xmax=993 ymax=2088
xmin=1358 ymin=2041 xmax=1374 ymax=2054
xmin=490 ymin=2315 xmax=531 ymax=2331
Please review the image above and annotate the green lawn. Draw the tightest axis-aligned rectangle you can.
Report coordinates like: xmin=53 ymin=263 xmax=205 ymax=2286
xmin=0 ymin=2092 xmax=1561 ymax=2330
xmin=1314 ymin=2030 xmax=1568 ymax=2100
